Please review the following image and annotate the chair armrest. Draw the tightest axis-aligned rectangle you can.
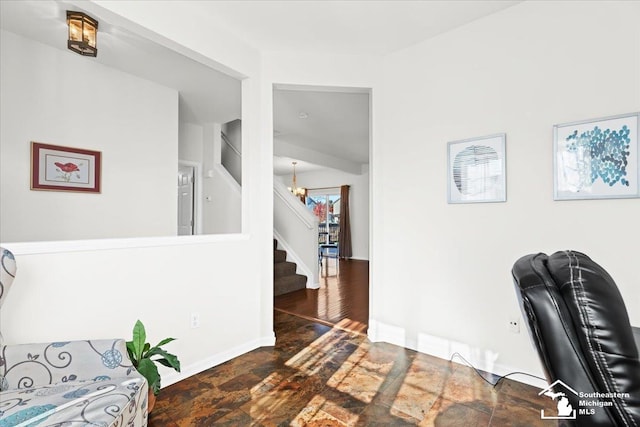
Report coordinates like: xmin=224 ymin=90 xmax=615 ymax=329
xmin=1 ymin=339 xmax=139 ymax=390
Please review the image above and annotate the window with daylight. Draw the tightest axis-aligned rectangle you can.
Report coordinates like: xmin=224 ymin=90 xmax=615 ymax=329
xmin=306 ymin=190 xmax=341 ymax=245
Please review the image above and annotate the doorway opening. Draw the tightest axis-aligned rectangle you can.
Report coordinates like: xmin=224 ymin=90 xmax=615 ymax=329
xmin=177 ymin=161 xmax=203 ymax=236
xmin=272 ymin=84 xmax=371 ymax=333
xmin=177 ymin=165 xmax=195 ymax=236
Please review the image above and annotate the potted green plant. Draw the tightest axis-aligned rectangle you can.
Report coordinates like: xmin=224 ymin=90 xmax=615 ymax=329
xmin=126 ymin=319 xmax=181 ymax=412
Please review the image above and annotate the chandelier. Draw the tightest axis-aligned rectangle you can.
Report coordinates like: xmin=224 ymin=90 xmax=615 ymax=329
xmin=288 ymin=161 xmax=306 ymax=197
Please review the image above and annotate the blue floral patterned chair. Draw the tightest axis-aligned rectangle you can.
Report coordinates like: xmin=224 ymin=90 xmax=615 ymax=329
xmin=0 ymin=247 xmax=149 ymax=427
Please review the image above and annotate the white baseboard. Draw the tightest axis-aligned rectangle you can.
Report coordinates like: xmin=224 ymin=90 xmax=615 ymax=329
xmin=161 ymin=333 xmax=276 ymax=389
xmin=368 ymin=319 xmax=546 ymax=389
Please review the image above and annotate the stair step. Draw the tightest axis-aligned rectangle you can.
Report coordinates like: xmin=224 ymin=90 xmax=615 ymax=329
xmin=274 ymin=249 xmax=287 ymax=263
xmin=274 ymin=261 xmax=297 ymax=278
xmin=274 ymin=274 xmax=307 ymax=296
xmin=273 ymin=237 xmax=308 ymax=296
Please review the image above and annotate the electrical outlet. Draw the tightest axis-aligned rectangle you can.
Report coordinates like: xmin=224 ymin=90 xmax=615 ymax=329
xmin=508 ymin=316 xmax=520 ymax=334
xmin=190 ymin=312 xmax=200 ymax=329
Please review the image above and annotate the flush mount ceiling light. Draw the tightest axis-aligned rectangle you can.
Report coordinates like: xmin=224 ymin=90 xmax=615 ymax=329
xmin=298 ymin=112 xmax=309 ymax=119
xmin=67 ymin=11 xmax=98 ymax=57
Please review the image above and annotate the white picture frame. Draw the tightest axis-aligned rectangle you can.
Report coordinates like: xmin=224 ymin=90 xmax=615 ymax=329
xmin=554 ymin=112 xmax=639 ymax=200
xmin=447 ymin=134 xmax=506 ymax=204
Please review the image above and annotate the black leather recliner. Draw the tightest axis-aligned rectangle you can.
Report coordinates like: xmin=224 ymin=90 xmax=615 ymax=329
xmin=512 ymin=250 xmax=640 ymax=426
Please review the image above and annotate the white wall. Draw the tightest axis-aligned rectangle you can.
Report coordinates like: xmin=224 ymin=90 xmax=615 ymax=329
xmin=373 ymin=0 xmax=640 ymax=381
xmin=294 ymin=168 xmax=369 ymax=260
xmin=1 ymin=0 xmax=274 ymax=388
xmin=0 ymin=30 xmax=178 ymax=242
xmin=262 ymin=50 xmax=380 ymax=264
xmin=206 ymin=166 xmax=242 ymax=234
xmin=221 ymin=119 xmax=242 ymax=185
xmin=179 ymin=122 xmax=204 ymax=163
xmin=1 ymin=237 xmax=264 ymax=385
xmin=4 ymin=0 xmax=637 ymax=393
xmin=180 ymin=121 xmax=241 ymax=234
xmin=273 ymin=180 xmax=319 ymax=287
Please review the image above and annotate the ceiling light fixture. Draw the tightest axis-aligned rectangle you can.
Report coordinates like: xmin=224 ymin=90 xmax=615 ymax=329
xmin=298 ymin=112 xmax=309 ymax=119
xmin=67 ymin=11 xmax=98 ymax=57
xmin=288 ymin=161 xmax=306 ymax=197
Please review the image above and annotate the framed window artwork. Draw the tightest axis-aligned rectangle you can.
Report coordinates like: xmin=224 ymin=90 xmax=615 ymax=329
xmin=554 ymin=112 xmax=639 ymax=200
xmin=447 ymin=134 xmax=506 ymax=204
xmin=31 ymin=142 xmax=101 ymax=193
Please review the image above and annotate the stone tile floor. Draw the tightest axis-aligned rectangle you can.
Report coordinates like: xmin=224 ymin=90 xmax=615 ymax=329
xmin=149 ymin=312 xmax=554 ymax=426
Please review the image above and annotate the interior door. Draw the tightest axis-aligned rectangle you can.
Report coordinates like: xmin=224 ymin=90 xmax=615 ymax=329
xmin=177 ymin=165 xmax=195 ymax=235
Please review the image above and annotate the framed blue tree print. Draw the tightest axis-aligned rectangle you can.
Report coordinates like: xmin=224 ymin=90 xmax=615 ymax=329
xmin=554 ymin=112 xmax=639 ymax=200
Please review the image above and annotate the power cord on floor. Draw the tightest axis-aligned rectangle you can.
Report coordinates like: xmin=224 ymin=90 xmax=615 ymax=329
xmin=450 ymin=352 xmax=546 ymax=388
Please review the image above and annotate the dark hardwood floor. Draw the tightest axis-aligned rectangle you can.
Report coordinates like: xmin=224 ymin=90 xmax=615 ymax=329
xmin=149 ymin=312 xmax=551 ymax=426
xmin=148 ymin=259 xmax=551 ymax=425
xmin=274 ymin=259 xmax=369 ymax=333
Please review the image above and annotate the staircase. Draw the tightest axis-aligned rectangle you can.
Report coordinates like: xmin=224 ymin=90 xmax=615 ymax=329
xmin=274 ymin=239 xmax=307 ymax=296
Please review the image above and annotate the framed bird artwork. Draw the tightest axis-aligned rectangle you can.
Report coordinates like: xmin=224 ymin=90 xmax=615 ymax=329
xmin=31 ymin=142 xmax=101 ymax=193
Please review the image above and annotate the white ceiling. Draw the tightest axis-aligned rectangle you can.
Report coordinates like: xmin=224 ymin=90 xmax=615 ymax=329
xmin=2 ymin=0 xmax=521 ymax=175
xmin=0 ymin=0 xmax=241 ymax=125
xmin=189 ymin=1 xmax=520 ymax=56
xmin=273 ymin=87 xmax=370 ymax=174
xmin=274 ymin=157 xmax=329 ymax=176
